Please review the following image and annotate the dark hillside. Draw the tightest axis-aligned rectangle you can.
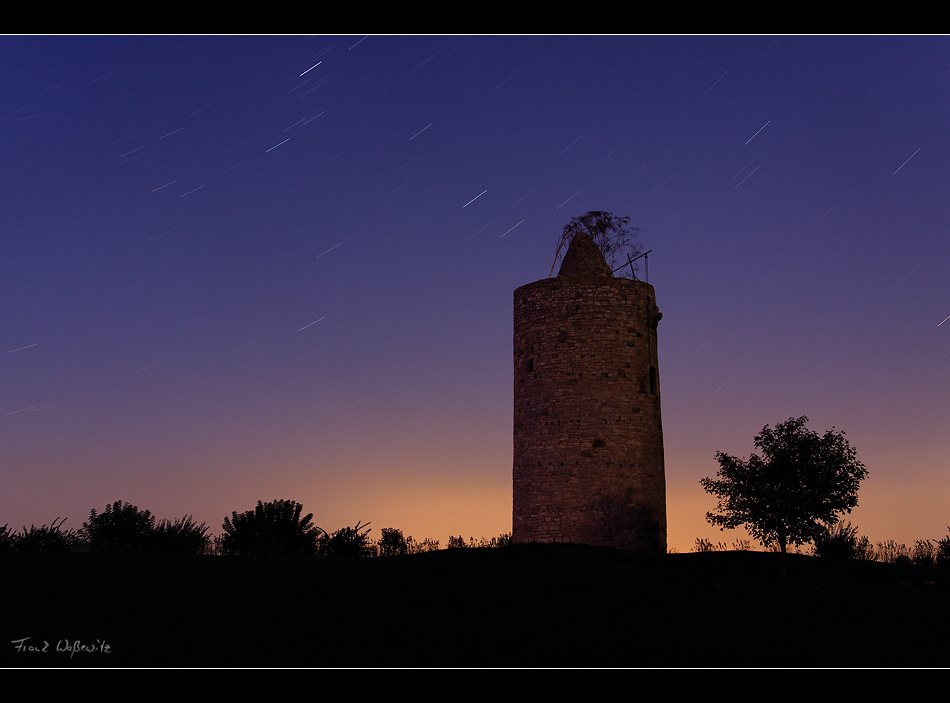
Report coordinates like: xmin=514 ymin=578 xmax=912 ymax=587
xmin=2 ymin=545 xmax=947 ymax=667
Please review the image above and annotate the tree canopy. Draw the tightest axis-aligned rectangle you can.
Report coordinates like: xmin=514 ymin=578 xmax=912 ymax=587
xmin=551 ymin=211 xmax=642 ymax=277
xmin=700 ymin=416 xmax=868 ymax=554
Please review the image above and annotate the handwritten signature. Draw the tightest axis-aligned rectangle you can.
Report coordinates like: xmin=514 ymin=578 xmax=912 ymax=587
xmin=12 ymin=637 xmax=111 ymax=659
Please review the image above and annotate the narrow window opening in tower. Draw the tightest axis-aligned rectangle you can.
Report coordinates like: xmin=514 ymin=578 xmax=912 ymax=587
xmin=527 ymin=358 xmax=535 ymax=373
xmin=649 ymin=365 xmax=657 ymax=395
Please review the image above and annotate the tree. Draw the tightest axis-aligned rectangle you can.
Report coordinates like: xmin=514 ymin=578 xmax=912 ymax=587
xmin=551 ymin=211 xmax=642 ymax=277
xmin=221 ymin=499 xmax=323 ymax=557
xmin=700 ymin=416 xmax=867 ymax=556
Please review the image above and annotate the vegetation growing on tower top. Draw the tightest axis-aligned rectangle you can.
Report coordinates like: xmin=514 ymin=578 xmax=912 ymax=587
xmin=551 ymin=211 xmax=642 ymax=277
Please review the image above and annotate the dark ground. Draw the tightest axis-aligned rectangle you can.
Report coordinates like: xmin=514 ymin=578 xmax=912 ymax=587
xmin=2 ymin=544 xmax=947 ymax=668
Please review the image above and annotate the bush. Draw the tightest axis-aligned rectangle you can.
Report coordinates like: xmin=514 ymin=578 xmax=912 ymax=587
xmin=81 ymin=501 xmax=211 ymax=554
xmin=459 ymin=534 xmax=514 ymax=548
xmin=488 ymin=533 xmax=513 ymax=548
xmin=935 ymin=529 xmax=950 ymax=568
xmin=14 ymin=518 xmax=79 ymax=552
xmin=377 ymin=527 xmax=409 ymax=557
xmin=692 ymin=538 xmax=729 ymax=552
xmin=406 ymin=537 xmax=440 ymax=554
xmin=447 ymin=535 xmax=469 ymax=549
xmin=0 ymin=524 xmax=16 ymax=551
xmin=854 ymin=535 xmax=875 ymax=560
xmin=813 ymin=521 xmax=859 ymax=560
xmin=911 ymin=540 xmax=936 ymax=568
xmin=210 ymin=534 xmax=227 ymax=556
xmin=151 ymin=516 xmax=211 ymax=555
xmin=877 ymin=540 xmax=911 ymax=565
xmin=221 ymin=499 xmax=322 ymax=557
xmin=319 ymin=521 xmax=374 ymax=558
xmin=82 ymin=501 xmax=155 ymax=553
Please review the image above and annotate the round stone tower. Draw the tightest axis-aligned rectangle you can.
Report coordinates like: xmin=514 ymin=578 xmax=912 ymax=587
xmin=512 ymin=232 xmax=666 ymax=552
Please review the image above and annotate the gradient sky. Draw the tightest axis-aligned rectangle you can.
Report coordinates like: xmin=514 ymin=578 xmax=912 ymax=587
xmin=2 ymin=35 xmax=948 ymax=553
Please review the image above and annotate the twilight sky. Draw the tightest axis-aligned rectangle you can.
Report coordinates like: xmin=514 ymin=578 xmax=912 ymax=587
xmin=2 ymin=35 xmax=947 ymax=552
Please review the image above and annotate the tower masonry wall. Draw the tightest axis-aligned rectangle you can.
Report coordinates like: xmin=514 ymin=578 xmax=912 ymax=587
xmin=512 ymin=274 xmax=666 ymax=552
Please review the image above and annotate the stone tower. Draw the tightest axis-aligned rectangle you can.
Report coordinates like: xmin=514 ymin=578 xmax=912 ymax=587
xmin=512 ymin=232 xmax=666 ymax=552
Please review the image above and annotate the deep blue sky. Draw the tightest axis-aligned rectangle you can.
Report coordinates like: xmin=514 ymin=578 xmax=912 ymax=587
xmin=3 ymin=35 xmax=948 ymax=551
